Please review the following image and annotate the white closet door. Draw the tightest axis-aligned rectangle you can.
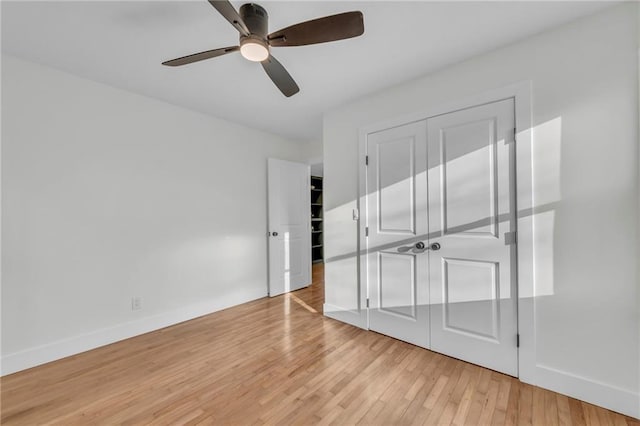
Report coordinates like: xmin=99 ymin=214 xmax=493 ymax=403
xmin=427 ymin=98 xmax=518 ymax=376
xmin=366 ymin=120 xmax=430 ymax=348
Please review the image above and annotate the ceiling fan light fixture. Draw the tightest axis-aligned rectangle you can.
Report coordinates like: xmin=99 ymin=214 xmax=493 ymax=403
xmin=240 ymin=37 xmax=269 ymax=62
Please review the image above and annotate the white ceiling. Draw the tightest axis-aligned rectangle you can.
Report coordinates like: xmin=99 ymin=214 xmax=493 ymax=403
xmin=2 ymin=1 xmax=615 ymax=143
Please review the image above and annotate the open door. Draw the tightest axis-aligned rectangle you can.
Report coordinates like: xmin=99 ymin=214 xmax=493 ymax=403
xmin=267 ymin=158 xmax=311 ymax=297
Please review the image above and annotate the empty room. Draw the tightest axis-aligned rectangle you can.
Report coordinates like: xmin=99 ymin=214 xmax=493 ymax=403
xmin=1 ymin=1 xmax=639 ymax=424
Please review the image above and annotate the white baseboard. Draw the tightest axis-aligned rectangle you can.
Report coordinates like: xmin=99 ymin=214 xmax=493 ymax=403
xmin=323 ymin=303 xmax=366 ymax=329
xmin=1 ymin=289 xmax=267 ymax=376
xmin=535 ymin=364 xmax=639 ymax=419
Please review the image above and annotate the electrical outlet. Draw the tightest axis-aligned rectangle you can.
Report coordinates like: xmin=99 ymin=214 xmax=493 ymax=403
xmin=131 ymin=297 xmax=142 ymax=311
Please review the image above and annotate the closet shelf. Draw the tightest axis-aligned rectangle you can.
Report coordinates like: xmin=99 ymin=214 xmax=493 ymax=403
xmin=311 ymin=175 xmax=324 ymax=263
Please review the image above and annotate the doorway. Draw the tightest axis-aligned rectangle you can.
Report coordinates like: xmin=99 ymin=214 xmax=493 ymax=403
xmin=364 ymin=98 xmax=518 ymax=376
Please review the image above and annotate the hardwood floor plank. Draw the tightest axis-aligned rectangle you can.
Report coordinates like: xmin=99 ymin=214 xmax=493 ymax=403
xmin=502 ymin=375 xmax=520 ymax=426
xmin=464 ymin=368 xmax=491 ymax=424
xmin=356 ymin=399 xmax=386 ymax=425
xmin=544 ymin=388 xmax=560 ymax=426
xmin=476 ymin=376 xmax=500 ymax=425
xmin=424 ymin=362 xmax=465 ymax=424
xmin=451 ymin=368 xmax=481 ymax=425
xmin=584 ymin=402 xmax=603 ymax=426
xmin=532 ymin=385 xmax=547 ymax=425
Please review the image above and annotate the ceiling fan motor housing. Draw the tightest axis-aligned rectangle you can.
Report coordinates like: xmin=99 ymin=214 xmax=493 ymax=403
xmin=240 ymin=3 xmax=268 ymax=38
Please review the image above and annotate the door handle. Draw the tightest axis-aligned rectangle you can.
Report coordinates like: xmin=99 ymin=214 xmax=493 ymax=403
xmin=397 ymin=241 xmax=441 ymax=253
xmin=270 ymin=231 xmax=279 ymax=237
xmin=412 ymin=241 xmax=441 ymax=251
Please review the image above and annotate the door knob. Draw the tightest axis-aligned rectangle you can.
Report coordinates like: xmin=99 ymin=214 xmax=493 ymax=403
xmin=414 ymin=242 xmax=425 ymax=250
xmin=430 ymin=242 xmax=441 ymax=251
xmin=272 ymin=231 xmax=278 ymax=237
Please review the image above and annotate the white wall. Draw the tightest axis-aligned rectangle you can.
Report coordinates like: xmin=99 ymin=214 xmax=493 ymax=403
xmin=1 ymin=55 xmax=305 ymax=374
xmin=304 ymin=139 xmax=323 ymax=179
xmin=323 ymin=3 xmax=639 ymax=418
xmin=304 ymin=139 xmax=323 ymax=164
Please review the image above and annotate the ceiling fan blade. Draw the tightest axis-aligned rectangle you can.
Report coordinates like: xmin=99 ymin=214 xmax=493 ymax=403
xmin=162 ymin=46 xmax=239 ymax=66
xmin=268 ymin=11 xmax=364 ymax=47
xmin=261 ymin=55 xmax=300 ymax=97
xmin=207 ymin=0 xmax=250 ymax=36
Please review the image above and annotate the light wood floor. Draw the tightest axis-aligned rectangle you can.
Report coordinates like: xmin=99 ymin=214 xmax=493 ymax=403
xmin=1 ymin=263 xmax=637 ymax=425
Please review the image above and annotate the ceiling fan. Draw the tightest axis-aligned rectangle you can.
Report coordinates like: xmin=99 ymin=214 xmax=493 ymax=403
xmin=162 ymin=1 xmax=364 ymax=97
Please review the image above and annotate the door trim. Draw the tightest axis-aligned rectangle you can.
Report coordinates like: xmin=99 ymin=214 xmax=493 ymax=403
xmin=358 ymin=81 xmax=534 ymax=382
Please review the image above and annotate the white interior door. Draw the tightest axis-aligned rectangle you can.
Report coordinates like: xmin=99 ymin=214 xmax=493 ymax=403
xmin=366 ymin=121 xmax=430 ymax=348
xmin=267 ymin=158 xmax=311 ymax=297
xmin=427 ymin=98 xmax=518 ymax=376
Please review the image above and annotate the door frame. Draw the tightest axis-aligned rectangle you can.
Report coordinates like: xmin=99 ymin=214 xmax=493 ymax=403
xmin=357 ymin=81 xmax=534 ymax=383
